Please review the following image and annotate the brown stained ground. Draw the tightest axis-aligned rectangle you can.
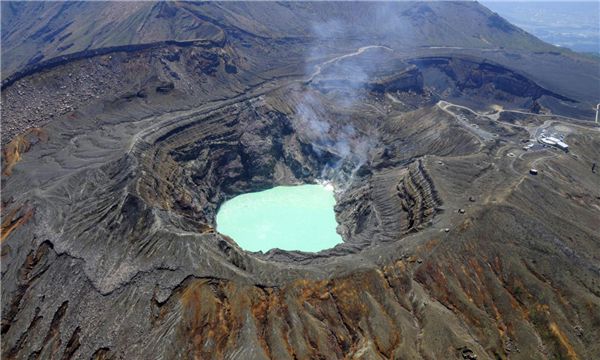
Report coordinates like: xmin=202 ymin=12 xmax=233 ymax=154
xmin=1 ymin=128 xmax=47 ymax=176
xmin=0 ymin=205 xmax=34 ymax=243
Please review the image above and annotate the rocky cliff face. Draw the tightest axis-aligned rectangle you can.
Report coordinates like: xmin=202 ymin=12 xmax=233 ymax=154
xmin=2 ymin=2 xmax=600 ymax=360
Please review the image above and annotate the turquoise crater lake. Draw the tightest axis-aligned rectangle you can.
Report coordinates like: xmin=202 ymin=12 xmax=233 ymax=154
xmin=216 ymin=184 xmax=343 ymax=252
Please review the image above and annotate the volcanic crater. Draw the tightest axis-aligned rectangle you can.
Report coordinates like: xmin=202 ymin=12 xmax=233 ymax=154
xmin=2 ymin=2 xmax=599 ymax=359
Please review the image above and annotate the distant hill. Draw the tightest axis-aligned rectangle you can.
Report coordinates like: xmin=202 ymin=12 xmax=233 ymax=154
xmin=1 ymin=1 xmax=556 ymax=76
xmin=2 ymin=1 xmax=597 ymax=107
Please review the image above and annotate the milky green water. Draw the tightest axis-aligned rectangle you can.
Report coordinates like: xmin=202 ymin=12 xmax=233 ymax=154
xmin=216 ymin=185 xmax=342 ymax=252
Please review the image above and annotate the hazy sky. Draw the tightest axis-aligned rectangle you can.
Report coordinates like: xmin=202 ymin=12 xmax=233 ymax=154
xmin=482 ymin=1 xmax=600 ymax=53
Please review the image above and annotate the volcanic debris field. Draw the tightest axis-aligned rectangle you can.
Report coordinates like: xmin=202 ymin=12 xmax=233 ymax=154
xmin=1 ymin=2 xmax=600 ymax=360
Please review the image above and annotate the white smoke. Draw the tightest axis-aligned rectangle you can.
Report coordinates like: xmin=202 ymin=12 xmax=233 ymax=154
xmin=292 ymin=16 xmax=390 ymax=191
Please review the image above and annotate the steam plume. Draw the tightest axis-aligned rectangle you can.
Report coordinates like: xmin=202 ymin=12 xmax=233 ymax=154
xmin=292 ymin=15 xmax=392 ymax=190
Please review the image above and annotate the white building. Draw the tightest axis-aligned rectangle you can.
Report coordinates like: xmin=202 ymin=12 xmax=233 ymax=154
xmin=546 ymin=136 xmax=569 ymax=151
xmin=539 ymin=137 xmax=556 ymax=146
xmin=539 ymin=136 xmax=569 ymax=151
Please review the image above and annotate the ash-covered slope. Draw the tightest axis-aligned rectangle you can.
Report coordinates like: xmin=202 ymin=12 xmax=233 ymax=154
xmin=1 ymin=2 xmax=600 ymax=360
xmin=2 ymin=1 xmax=598 ymax=121
xmin=1 ymin=0 xmax=552 ymax=76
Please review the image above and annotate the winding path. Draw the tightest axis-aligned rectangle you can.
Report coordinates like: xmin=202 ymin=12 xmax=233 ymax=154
xmin=307 ymin=45 xmax=393 ymax=83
